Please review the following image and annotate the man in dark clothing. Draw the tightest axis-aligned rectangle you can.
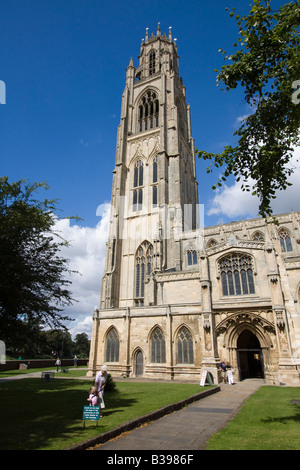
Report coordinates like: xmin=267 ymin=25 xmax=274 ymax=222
xmin=219 ymin=359 xmax=227 ymax=383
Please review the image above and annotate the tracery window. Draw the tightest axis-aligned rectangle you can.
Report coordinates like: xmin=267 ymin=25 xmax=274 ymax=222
xmin=138 ymin=90 xmax=159 ymax=133
xmin=135 ymin=241 xmax=153 ymax=305
xmin=105 ymin=327 xmax=120 ymax=362
xmin=133 ymin=160 xmax=143 ymax=211
xmin=187 ymin=249 xmax=197 ymax=266
xmin=219 ymin=253 xmax=255 ymax=296
xmin=177 ymin=327 xmax=194 ymax=364
xmin=279 ymin=228 xmax=292 ymax=252
xmin=252 ymin=232 xmax=265 ymax=241
xmin=151 ymin=327 xmax=166 ymax=363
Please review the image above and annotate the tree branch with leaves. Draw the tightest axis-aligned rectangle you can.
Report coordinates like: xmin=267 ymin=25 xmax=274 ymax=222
xmin=0 ymin=177 xmax=79 ymax=350
xmin=196 ymin=0 xmax=300 ymax=218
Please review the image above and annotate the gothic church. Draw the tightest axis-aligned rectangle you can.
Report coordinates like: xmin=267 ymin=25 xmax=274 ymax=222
xmin=88 ymin=26 xmax=300 ymax=386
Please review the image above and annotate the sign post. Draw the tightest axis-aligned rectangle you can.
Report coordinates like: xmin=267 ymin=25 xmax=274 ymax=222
xmin=82 ymin=406 xmax=100 ymax=427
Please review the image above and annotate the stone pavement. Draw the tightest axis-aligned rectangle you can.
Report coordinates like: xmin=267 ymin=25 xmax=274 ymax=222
xmin=93 ymin=379 xmax=264 ymax=451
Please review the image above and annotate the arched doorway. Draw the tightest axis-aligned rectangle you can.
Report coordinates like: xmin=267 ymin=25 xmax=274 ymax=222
xmin=135 ymin=350 xmax=144 ymax=376
xmin=237 ymin=330 xmax=264 ymax=380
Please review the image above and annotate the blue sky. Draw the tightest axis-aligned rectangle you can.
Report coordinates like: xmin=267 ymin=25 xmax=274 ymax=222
xmin=1 ymin=0 xmax=299 ymax=338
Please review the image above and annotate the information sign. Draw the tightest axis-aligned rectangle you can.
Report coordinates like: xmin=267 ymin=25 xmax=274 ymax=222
xmin=82 ymin=406 xmax=100 ymax=426
xmin=200 ymin=370 xmax=207 ymax=386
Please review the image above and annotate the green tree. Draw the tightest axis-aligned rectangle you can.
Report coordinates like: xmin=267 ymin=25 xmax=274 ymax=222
xmin=196 ymin=0 xmax=300 ymax=218
xmin=42 ymin=329 xmax=74 ymax=359
xmin=73 ymin=332 xmax=90 ymax=358
xmin=0 ymin=177 xmax=77 ymax=351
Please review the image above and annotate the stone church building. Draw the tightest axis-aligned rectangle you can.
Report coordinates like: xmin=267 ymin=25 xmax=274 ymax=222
xmin=88 ymin=26 xmax=300 ymax=386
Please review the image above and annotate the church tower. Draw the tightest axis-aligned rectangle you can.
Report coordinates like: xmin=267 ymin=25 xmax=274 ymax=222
xmin=88 ymin=26 xmax=300 ymax=386
xmin=87 ymin=25 xmax=203 ymax=379
xmin=100 ymin=24 xmax=199 ymax=310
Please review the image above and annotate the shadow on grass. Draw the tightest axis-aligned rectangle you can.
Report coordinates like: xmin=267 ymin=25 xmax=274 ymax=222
xmin=0 ymin=379 xmax=136 ymax=450
xmin=262 ymin=403 xmax=300 ymax=425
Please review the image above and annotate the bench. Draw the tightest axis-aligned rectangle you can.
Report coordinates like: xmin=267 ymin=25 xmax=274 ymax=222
xmin=41 ymin=371 xmax=55 ymax=381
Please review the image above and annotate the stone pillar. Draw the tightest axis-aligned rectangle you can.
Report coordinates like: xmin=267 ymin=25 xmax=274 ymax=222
xmin=86 ymin=308 xmax=100 ymax=377
xmin=199 ymin=254 xmax=220 ymax=384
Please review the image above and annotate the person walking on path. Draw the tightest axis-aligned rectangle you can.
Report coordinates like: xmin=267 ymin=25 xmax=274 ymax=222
xmin=55 ymin=358 xmax=61 ymax=372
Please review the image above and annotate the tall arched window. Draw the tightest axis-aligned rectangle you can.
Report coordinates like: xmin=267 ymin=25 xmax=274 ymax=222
xmin=149 ymin=50 xmax=156 ymax=75
xmin=219 ymin=253 xmax=255 ymax=296
xmin=151 ymin=327 xmax=166 ymax=363
xmin=133 ymin=160 xmax=143 ymax=211
xmin=153 ymin=156 xmax=158 ymax=183
xmin=187 ymin=249 xmax=197 ymax=266
xmin=177 ymin=327 xmax=194 ymax=364
xmin=105 ymin=327 xmax=120 ymax=362
xmin=138 ymin=90 xmax=159 ymax=133
xmin=279 ymin=228 xmax=292 ymax=252
xmin=135 ymin=241 xmax=153 ymax=306
xmin=152 ymin=156 xmax=158 ymax=207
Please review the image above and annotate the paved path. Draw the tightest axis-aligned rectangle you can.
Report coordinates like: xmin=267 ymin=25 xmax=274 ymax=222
xmin=94 ymin=379 xmax=264 ymax=451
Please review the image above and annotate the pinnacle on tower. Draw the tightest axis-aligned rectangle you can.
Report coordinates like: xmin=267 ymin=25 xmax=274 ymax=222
xmin=156 ymin=22 xmax=161 ymax=37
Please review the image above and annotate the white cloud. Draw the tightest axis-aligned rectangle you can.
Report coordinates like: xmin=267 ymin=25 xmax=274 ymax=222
xmin=235 ymin=113 xmax=250 ymax=126
xmin=207 ymin=180 xmax=259 ymax=219
xmin=207 ymin=147 xmax=300 ymax=219
xmin=53 ymin=203 xmax=111 ymax=338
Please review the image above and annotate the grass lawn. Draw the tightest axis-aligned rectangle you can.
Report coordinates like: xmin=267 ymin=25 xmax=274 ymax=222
xmin=205 ymin=386 xmax=300 ymax=450
xmin=0 ymin=378 xmax=203 ymax=450
xmin=0 ymin=366 xmax=87 ymax=378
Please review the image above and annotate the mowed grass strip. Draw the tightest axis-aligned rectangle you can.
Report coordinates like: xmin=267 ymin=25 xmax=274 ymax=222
xmin=205 ymin=386 xmax=300 ymax=450
xmin=0 ymin=379 xmax=203 ymax=450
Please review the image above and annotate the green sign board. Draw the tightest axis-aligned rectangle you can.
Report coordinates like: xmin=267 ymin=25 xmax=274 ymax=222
xmin=83 ymin=406 xmax=100 ymax=423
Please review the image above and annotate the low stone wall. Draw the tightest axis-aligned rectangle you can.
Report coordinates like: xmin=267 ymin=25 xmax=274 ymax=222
xmin=0 ymin=358 xmax=88 ymax=372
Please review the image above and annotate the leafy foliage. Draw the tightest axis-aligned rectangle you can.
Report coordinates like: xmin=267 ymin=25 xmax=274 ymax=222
xmin=0 ymin=177 xmax=78 ymax=350
xmin=196 ymin=0 xmax=300 ymax=217
xmin=105 ymin=373 xmax=117 ymax=392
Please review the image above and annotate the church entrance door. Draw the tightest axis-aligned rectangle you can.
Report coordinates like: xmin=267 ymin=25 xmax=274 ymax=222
xmin=135 ymin=350 xmax=144 ymax=376
xmin=237 ymin=330 xmax=264 ymax=380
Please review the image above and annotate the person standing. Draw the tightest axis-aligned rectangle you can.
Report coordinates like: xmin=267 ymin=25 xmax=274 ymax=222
xmin=226 ymin=362 xmax=234 ymax=385
xmin=87 ymin=386 xmax=98 ymax=406
xmin=55 ymin=358 xmax=61 ymax=372
xmin=95 ymin=365 xmax=108 ymax=416
xmin=219 ymin=359 xmax=227 ymax=384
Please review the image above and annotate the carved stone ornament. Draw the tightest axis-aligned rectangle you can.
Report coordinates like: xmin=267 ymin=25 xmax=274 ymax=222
xmin=203 ymin=314 xmax=210 ymax=329
xmin=274 ymin=309 xmax=285 ymax=328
